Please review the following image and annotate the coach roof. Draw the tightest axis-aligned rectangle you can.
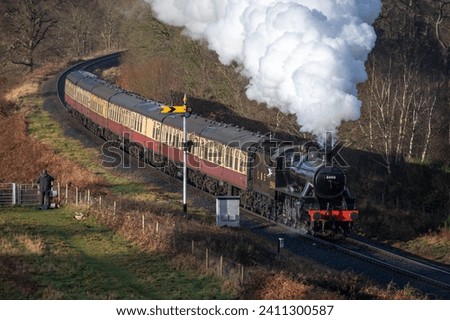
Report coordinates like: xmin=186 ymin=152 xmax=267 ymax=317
xmin=67 ymin=70 xmax=262 ymax=151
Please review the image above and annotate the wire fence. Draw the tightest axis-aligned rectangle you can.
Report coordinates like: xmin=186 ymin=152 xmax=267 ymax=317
xmin=85 ymin=194 xmax=251 ymax=285
xmin=0 ymin=183 xmax=41 ymax=205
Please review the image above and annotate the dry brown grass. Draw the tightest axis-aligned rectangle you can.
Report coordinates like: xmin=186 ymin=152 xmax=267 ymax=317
xmin=0 ymin=112 xmax=103 ymax=187
xmin=360 ymin=282 xmax=425 ymax=300
xmin=394 ymin=228 xmax=450 ymax=265
xmin=16 ymin=235 xmax=46 ymax=256
xmin=87 ymin=199 xmax=429 ymax=300
xmin=4 ymin=61 xmax=68 ymax=103
xmin=253 ymin=272 xmax=314 ymax=299
xmin=0 ymin=237 xmax=21 ymax=255
xmin=1 ymin=234 xmax=45 ymax=256
xmin=4 ymin=82 xmax=40 ymax=103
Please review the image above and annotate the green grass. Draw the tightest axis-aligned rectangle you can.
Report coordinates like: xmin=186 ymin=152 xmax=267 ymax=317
xmin=26 ymin=97 xmax=168 ymax=200
xmin=0 ymin=206 xmax=231 ymax=299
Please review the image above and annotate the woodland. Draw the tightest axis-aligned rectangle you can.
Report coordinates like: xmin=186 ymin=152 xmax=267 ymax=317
xmin=0 ymin=0 xmax=449 ymax=239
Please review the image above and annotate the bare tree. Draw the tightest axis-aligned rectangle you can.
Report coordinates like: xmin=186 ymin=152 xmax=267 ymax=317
xmin=359 ymin=58 xmax=398 ymax=174
xmin=433 ymin=0 xmax=450 ymax=68
xmin=97 ymin=0 xmax=125 ymax=51
xmin=2 ymin=0 xmax=62 ymax=72
xmin=420 ymin=88 xmax=438 ymax=162
xmin=61 ymin=0 xmax=99 ymax=57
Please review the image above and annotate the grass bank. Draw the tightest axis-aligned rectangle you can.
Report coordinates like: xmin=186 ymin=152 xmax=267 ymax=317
xmin=0 ymin=206 xmax=231 ymax=299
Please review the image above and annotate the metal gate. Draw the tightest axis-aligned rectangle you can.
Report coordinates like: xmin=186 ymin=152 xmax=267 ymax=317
xmin=0 ymin=183 xmax=40 ymax=205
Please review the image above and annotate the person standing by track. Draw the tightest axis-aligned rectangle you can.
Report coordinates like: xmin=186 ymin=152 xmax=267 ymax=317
xmin=36 ymin=169 xmax=54 ymax=209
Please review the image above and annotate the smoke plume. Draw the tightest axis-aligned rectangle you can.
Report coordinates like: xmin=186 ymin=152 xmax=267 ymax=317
xmin=147 ymin=0 xmax=381 ymax=139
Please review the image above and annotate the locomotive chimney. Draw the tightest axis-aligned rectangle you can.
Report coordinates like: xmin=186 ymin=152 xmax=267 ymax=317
xmin=325 ymin=131 xmax=333 ymax=167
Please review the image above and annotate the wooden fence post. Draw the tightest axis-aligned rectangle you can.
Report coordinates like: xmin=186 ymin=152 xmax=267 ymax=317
xmin=240 ymin=264 xmax=245 ymax=284
xmin=219 ymin=255 xmax=223 ymax=277
xmin=75 ymin=187 xmax=79 ymax=206
xmin=142 ymin=214 xmax=145 ymax=235
xmin=205 ymin=248 xmax=209 ymax=270
xmin=65 ymin=184 xmax=68 ymax=204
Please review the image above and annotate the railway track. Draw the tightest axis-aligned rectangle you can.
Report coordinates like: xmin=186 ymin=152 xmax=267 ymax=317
xmin=53 ymin=53 xmax=450 ymax=298
xmin=239 ymin=207 xmax=450 ymax=297
xmin=56 ymin=51 xmax=123 ymax=108
xmin=341 ymin=237 xmax=450 ymax=292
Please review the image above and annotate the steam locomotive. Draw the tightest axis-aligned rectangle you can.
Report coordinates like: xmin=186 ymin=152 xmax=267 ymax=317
xmin=64 ymin=70 xmax=358 ymax=237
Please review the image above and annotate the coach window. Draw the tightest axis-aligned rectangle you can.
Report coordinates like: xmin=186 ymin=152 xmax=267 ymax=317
xmin=207 ymin=141 xmax=215 ymax=162
xmin=192 ymin=137 xmax=199 ymax=156
xmin=173 ymin=131 xmax=179 ymax=148
xmin=153 ymin=123 xmax=160 ymax=140
xmin=132 ymin=113 xmax=137 ymax=131
xmin=167 ymin=127 xmax=173 ymax=145
xmin=216 ymin=143 xmax=223 ymax=164
xmin=240 ymin=153 xmax=247 ymax=174
xmin=164 ymin=126 xmax=169 ymax=144
xmin=203 ymin=141 xmax=208 ymax=160
xmin=119 ymin=108 xmax=123 ymax=124
xmin=233 ymin=149 xmax=240 ymax=171
xmin=111 ymin=105 xmax=115 ymax=121
xmin=210 ymin=143 xmax=216 ymax=162
xmin=225 ymin=147 xmax=232 ymax=169
xmin=146 ymin=119 xmax=154 ymax=138
xmin=102 ymin=100 xmax=107 ymax=116
xmin=134 ymin=114 xmax=139 ymax=131
xmin=173 ymin=129 xmax=179 ymax=147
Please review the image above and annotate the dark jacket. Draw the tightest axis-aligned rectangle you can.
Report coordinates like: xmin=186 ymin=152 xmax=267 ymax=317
xmin=37 ymin=173 xmax=54 ymax=192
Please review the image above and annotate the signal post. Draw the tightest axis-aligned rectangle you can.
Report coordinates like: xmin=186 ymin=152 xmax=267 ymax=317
xmin=160 ymin=94 xmax=191 ymax=217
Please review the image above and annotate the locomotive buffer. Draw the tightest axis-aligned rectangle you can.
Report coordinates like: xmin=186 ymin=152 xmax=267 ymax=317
xmin=160 ymin=94 xmax=191 ymax=217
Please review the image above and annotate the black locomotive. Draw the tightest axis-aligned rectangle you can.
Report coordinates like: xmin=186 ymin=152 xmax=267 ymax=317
xmin=245 ymin=136 xmax=358 ymax=237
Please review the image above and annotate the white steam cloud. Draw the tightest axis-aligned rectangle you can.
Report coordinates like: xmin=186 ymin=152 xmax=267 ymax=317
xmin=147 ymin=0 xmax=381 ymax=138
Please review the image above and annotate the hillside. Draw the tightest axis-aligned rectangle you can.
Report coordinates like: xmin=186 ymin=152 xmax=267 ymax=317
xmin=0 ymin=0 xmax=448 ymax=285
